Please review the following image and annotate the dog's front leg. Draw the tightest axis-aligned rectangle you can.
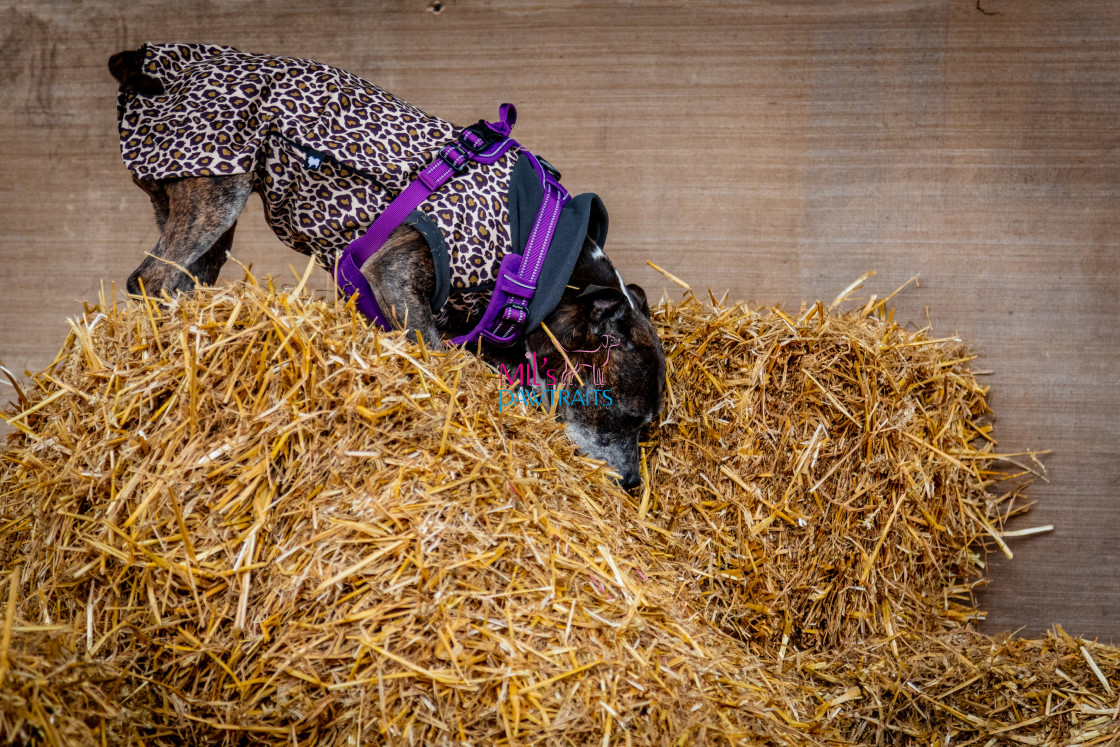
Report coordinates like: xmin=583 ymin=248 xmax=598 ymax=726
xmin=361 ymin=225 xmax=440 ymax=345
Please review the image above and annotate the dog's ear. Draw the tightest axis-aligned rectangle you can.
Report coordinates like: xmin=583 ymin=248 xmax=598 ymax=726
xmin=625 ymin=283 xmax=651 ymax=319
xmin=109 ymin=46 xmax=165 ymax=96
xmin=588 ymin=288 xmax=632 ymax=338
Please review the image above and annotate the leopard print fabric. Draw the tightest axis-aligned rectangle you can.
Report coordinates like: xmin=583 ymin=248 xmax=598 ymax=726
xmin=117 ymin=43 xmax=516 ymax=303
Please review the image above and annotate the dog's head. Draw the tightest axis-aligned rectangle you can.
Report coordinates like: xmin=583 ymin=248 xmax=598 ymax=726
xmin=526 ymin=282 xmax=666 ymax=489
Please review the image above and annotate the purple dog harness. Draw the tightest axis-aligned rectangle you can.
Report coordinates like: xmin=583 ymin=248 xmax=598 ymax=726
xmin=334 ymin=104 xmax=569 ymax=347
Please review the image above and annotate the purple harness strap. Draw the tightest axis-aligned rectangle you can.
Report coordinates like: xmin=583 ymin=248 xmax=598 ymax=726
xmin=333 ymin=103 xmax=571 ymax=347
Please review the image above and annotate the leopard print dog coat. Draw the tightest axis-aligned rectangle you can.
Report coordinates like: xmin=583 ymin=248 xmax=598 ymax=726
xmin=116 ymin=43 xmax=606 ymax=329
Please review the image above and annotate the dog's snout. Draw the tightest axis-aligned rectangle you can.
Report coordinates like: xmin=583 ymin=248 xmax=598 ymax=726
xmin=563 ymin=422 xmax=644 ymax=491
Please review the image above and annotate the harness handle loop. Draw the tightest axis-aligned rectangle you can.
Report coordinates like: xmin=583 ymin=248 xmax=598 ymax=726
xmin=494 ymin=103 xmax=516 ymax=135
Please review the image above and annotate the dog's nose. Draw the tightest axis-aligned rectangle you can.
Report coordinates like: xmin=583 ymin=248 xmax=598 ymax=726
xmin=126 ymin=270 xmax=143 ymax=296
xmin=619 ymin=471 xmax=642 ymax=491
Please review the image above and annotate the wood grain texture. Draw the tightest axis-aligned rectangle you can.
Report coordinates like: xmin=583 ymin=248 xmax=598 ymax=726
xmin=1 ymin=0 xmax=1117 ymax=640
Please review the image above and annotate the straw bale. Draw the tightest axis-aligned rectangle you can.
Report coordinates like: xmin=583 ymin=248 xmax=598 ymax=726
xmin=643 ymin=289 xmax=1038 ymax=652
xmin=0 ymin=277 xmax=808 ymax=745
xmin=0 ymin=273 xmax=1115 ymax=746
xmin=796 ymin=627 xmax=1120 ymax=745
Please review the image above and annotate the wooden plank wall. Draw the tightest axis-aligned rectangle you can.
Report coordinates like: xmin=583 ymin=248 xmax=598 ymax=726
xmin=1 ymin=0 xmax=1117 ymax=640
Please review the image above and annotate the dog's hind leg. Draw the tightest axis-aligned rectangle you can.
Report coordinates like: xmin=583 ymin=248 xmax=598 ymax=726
xmin=127 ymin=174 xmax=253 ymax=297
xmin=187 ymin=223 xmax=238 ymax=286
xmin=133 ymin=177 xmax=170 ymax=231
xmin=130 ymin=177 xmax=230 ymax=285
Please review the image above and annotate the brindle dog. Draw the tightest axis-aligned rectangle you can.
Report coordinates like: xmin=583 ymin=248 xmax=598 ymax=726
xmin=111 ymin=49 xmax=665 ymax=489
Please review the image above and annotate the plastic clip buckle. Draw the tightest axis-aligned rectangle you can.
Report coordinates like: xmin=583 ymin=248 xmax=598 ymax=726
xmin=494 ymin=299 xmax=528 ymax=336
xmin=537 ymin=156 xmax=562 ymax=181
xmin=439 ymin=143 xmax=471 ymax=173
xmin=460 ymin=121 xmax=504 ymax=154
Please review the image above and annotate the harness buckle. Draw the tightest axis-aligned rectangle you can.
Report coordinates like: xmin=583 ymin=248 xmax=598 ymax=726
xmin=537 ymin=156 xmax=562 ymax=181
xmin=439 ymin=142 xmax=471 ymax=173
xmin=460 ymin=120 xmax=506 ymax=154
xmin=493 ymin=299 xmax=529 ymax=337
xmin=502 ymin=299 xmax=528 ymax=319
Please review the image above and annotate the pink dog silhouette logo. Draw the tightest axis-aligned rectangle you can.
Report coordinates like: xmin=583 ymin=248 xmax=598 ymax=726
xmin=498 ymin=334 xmax=618 ymax=410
